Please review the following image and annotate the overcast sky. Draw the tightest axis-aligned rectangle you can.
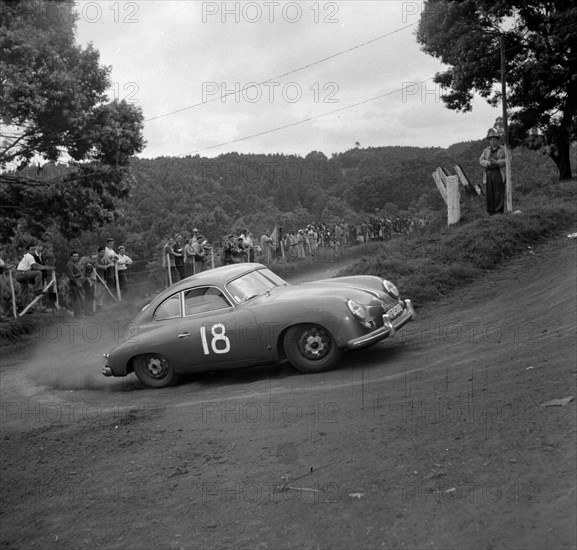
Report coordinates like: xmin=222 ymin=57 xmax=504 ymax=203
xmin=75 ymin=0 xmax=501 ymax=158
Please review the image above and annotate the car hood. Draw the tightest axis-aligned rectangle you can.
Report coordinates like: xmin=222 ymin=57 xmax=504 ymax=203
xmin=261 ymin=282 xmax=393 ymax=306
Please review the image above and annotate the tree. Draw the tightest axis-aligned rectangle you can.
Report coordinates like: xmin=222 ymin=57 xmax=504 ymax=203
xmin=0 ymin=0 xmax=144 ymax=238
xmin=416 ymin=0 xmax=576 ymax=179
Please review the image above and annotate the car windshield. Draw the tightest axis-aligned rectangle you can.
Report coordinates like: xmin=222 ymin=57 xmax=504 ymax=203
xmin=226 ymin=268 xmax=287 ymax=304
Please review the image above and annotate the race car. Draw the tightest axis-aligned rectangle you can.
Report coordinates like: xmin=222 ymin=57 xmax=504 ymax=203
xmin=102 ymin=263 xmax=415 ymax=388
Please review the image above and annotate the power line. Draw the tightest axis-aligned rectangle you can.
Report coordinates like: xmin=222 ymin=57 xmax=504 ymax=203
xmin=177 ymin=78 xmax=436 ymax=156
xmin=145 ymin=21 xmax=419 ymax=122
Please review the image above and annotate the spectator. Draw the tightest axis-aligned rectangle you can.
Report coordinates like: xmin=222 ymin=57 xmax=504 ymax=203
xmin=296 ymin=230 xmax=305 ymax=258
xmin=244 ymin=231 xmax=255 ymax=262
xmin=83 ymin=253 xmax=98 ymax=315
xmin=104 ymin=238 xmax=119 ymax=293
xmin=162 ymin=236 xmax=180 ymax=284
xmin=32 ymin=243 xmax=50 ymax=285
xmin=66 ymin=251 xmax=85 ymax=317
xmin=222 ymin=234 xmax=238 ymax=265
xmin=479 ymin=128 xmax=507 ymax=215
xmin=117 ymin=245 xmax=133 ymax=294
xmin=260 ymin=230 xmax=274 ymax=263
xmin=234 ymin=237 xmax=246 ymax=263
xmin=15 ymin=243 xmax=53 ymax=310
xmin=184 ymin=237 xmax=195 ymax=277
xmin=173 ymin=234 xmax=185 ymax=280
xmin=96 ymin=246 xmax=114 ymax=308
xmin=192 ymin=235 xmax=207 ymax=273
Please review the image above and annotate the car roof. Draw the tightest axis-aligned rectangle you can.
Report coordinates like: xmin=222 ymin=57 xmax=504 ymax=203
xmin=168 ymin=262 xmax=266 ymax=293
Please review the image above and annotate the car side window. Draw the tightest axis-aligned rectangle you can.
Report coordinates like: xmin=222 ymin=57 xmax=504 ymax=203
xmin=184 ymin=287 xmax=231 ymax=316
xmin=154 ymin=293 xmax=182 ymax=320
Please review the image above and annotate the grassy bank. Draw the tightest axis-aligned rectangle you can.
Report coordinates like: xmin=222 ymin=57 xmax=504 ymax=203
xmin=338 ymin=180 xmax=576 ymax=306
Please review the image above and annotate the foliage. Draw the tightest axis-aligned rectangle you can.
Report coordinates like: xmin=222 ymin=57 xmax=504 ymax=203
xmin=416 ymin=0 xmax=577 ymax=179
xmin=0 ymin=0 xmax=144 ymax=239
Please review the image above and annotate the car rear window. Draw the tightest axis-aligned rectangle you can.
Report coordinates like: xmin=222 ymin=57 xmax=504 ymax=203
xmin=154 ymin=293 xmax=181 ymax=320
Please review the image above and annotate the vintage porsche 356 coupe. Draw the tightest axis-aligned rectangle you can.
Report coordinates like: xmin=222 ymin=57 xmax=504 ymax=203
xmin=102 ymin=263 xmax=415 ymax=388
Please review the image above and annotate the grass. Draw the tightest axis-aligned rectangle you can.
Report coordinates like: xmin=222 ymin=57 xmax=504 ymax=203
xmin=337 ymin=180 xmax=576 ymax=307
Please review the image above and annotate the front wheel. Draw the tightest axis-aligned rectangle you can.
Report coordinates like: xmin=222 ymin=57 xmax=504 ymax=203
xmin=284 ymin=324 xmax=343 ymax=374
xmin=133 ymin=353 xmax=179 ymax=388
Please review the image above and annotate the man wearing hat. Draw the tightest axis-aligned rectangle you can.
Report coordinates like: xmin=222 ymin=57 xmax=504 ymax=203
xmin=479 ymin=128 xmax=507 ymax=215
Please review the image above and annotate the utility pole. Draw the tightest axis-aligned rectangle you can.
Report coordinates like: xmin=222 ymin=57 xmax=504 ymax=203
xmin=500 ymin=34 xmax=513 ymax=212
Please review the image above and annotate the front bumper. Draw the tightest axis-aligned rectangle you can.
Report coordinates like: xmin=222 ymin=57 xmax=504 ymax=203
xmin=102 ymin=365 xmax=112 ymax=377
xmin=101 ymin=353 xmax=112 ymax=377
xmin=347 ymin=299 xmax=415 ymax=349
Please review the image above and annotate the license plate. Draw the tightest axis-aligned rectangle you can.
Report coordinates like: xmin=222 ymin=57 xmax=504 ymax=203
xmin=386 ymin=303 xmax=403 ymax=320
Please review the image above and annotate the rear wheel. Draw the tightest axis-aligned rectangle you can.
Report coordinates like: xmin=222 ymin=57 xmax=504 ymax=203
xmin=133 ymin=353 xmax=179 ymax=388
xmin=284 ymin=324 xmax=342 ymax=374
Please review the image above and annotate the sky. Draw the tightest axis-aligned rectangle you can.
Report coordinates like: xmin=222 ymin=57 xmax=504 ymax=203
xmin=74 ymin=0 xmax=503 ymax=159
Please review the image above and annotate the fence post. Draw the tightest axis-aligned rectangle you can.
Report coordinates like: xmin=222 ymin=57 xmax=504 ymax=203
xmin=8 ymin=270 xmax=17 ymax=319
xmin=432 ymin=169 xmax=448 ymax=204
xmin=454 ymin=164 xmax=482 ymax=196
xmin=446 ymin=175 xmax=461 ymax=226
xmin=114 ymin=262 xmax=121 ymax=301
xmin=51 ymin=270 xmax=60 ymax=309
xmin=166 ymin=253 xmax=172 ymax=286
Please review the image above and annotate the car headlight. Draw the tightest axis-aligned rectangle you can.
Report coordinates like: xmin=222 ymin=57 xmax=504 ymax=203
xmin=382 ymin=280 xmax=399 ymax=299
xmin=347 ymin=299 xmax=368 ymax=321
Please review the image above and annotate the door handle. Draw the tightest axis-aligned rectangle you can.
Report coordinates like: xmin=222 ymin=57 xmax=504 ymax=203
xmin=177 ymin=332 xmax=191 ymax=339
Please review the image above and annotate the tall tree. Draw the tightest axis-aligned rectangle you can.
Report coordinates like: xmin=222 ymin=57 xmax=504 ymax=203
xmin=0 ymin=0 xmax=145 ymax=238
xmin=416 ymin=0 xmax=576 ymax=179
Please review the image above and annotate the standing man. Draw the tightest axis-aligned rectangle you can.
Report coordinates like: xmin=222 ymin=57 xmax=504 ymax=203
xmin=104 ymin=238 xmax=119 ymax=294
xmin=192 ymin=235 xmax=207 ymax=273
xmin=117 ymin=245 xmax=133 ymax=294
xmin=184 ymin=237 xmax=195 ymax=277
xmin=83 ymin=253 xmax=98 ymax=315
xmin=95 ymin=247 xmax=113 ymax=309
xmin=222 ymin=234 xmax=237 ymax=265
xmin=66 ymin=251 xmax=85 ymax=317
xmin=163 ymin=236 xmax=180 ymax=285
xmin=479 ymin=128 xmax=507 ymax=215
xmin=244 ymin=231 xmax=255 ymax=262
xmin=173 ymin=234 xmax=185 ymax=280
xmin=260 ymin=230 xmax=274 ymax=263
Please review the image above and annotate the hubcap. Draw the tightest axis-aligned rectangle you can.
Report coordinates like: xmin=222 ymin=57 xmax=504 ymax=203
xmin=145 ymin=356 xmax=167 ymax=378
xmin=299 ymin=328 xmax=330 ymax=360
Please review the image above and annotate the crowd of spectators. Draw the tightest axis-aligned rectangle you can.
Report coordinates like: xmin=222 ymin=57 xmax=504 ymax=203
xmin=0 ymin=213 xmax=428 ymax=320
xmin=0 ymin=238 xmax=133 ymax=319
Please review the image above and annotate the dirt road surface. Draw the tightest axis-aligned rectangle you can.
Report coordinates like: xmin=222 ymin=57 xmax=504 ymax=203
xmin=1 ymin=233 xmax=576 ymax=550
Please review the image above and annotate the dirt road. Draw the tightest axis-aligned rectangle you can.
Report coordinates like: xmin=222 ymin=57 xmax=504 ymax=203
xmin=1 ymin=232 xmax=575 ymax=550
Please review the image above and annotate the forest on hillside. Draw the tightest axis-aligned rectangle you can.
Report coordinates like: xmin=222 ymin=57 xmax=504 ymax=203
xmin=6 ymin=141 xmax=566 ymax=272
xmin=103 ymin=141 xmax=561 ymax=260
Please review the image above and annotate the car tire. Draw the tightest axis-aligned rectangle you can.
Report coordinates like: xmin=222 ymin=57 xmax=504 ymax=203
xmin=133 ymin=353 xmax=179 ymax=388
xmin=284 ymin=324 xmax=343 ymax=374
